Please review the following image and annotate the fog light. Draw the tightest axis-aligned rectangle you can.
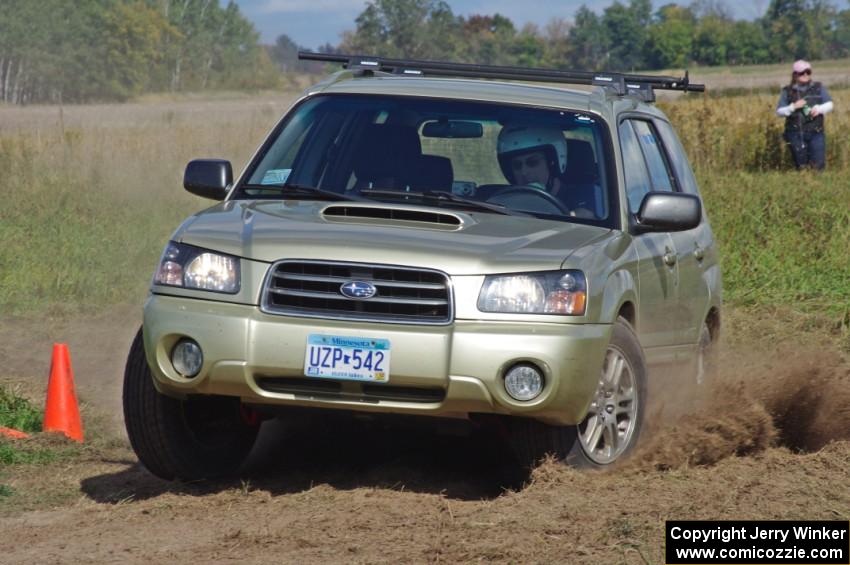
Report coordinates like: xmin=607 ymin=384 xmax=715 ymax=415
xmin=504 ymin=364 xmax=544 ymax=401
xmin=171 ymin=339 xmax=203 ymax=378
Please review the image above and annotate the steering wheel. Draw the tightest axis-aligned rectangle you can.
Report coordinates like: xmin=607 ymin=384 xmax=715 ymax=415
xmin=485 ymin=185 xmax=571 ymax=215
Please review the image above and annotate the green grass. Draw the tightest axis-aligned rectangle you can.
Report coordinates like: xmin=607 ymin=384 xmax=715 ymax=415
xmin=0 ymin=385 xmax=42 ymax=432
xmin=0 ymin=386 xmax=77 ymax=470
xmin=700 ymin=171 xmax=850 ymax=319
xmin=0 ymin=484 xmax=13 ymax=497
xmin=0 ymin=133 xmax=202 ymax=316
xmin=0 ymin=94 xmax=294 ymax=316
xmin=0 ymin=443 xmax=60 ymax=466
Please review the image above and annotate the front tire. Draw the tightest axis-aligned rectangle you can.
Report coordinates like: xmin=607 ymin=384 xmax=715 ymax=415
xmin=123 ymin=328 xmax=258 ymax=481
xmin=509 ymin=317 xmax=647 ymax=468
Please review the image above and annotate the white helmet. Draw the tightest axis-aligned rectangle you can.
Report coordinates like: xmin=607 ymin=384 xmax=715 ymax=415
xmin=497 ymin=124 xmax=567 ymax=183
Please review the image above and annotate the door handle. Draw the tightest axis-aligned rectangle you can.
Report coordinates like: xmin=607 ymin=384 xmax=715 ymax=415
xmin=694 ymin=243 xmax=705 ymax=262
xmin=663 ymin=249 xmax=677 ymax=267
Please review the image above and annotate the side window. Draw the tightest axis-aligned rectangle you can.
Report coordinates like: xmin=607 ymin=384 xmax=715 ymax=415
xmin=632 ymin=120 xmax=674 ymax=192
xmin=655 ymin=120 xmax=699 ymax=195
xmin=247 ymin=105 xmax=317 ymax=186
xmin=618 ymin=120 xmax=652 ymax=214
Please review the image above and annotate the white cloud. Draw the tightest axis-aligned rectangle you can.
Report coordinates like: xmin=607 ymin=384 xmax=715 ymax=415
xmin=258 ymin=0 xmax=367 ymax=14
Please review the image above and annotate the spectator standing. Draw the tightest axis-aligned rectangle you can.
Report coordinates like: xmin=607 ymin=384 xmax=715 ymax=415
xmin=776 ymin=60 xmax=834 ymax=170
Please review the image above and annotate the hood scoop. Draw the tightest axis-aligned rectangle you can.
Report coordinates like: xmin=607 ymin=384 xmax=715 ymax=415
xmin=322 ymin=204 xmax=463 ymax=227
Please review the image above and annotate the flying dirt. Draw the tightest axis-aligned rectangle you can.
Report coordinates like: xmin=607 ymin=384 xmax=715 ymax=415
xmin=637 ymin=345 xmax=850 ymax=468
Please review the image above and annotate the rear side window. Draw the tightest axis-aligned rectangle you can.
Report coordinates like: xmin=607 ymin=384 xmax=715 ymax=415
xmin=632 ymin=120 xmax=674 ymax=192
xmin=618 ymin=121 xmax=652 ymax=214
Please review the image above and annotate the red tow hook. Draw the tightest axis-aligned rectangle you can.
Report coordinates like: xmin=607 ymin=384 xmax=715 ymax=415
xmin=240 ymin=404 xmax=261 ymax=427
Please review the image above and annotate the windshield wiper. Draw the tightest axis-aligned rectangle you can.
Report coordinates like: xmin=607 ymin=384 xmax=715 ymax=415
xmin=241 ymin=182 xmax=365 ymax=202
xmin=360 ymin=189 xmax=529 ymax=217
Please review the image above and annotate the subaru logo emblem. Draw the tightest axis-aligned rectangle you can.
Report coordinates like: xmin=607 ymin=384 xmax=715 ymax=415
xmin=340 ymin=281 xmax=377 ymax=299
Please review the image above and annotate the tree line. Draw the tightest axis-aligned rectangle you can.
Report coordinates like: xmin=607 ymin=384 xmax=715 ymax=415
xmin=0 ymin=0 xmax=278 ymax=104
xmin=4 ymin=0 xmax=850 ymax=105
xmin=271 ymin=0 xmax=850 ymax=73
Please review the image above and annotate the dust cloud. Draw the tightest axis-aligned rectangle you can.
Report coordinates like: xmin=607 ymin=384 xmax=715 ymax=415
xmin=634 ymin=344 xmax=850 ymax=470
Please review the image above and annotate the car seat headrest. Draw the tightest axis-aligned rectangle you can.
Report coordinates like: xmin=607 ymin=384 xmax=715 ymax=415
xmin=414 ymin=155 xmax=454 ymax=191
xmin=353 ymin=124 xmax=422 ymax=188
xmin=565 ymin=139 xmax=598 ymax=184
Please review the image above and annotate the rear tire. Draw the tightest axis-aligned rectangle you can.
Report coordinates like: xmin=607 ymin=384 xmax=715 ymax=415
xmin=123 ymin=328 xmax=258 ymax=481
xmin=509 ymin=316 xmax=647 ymax=469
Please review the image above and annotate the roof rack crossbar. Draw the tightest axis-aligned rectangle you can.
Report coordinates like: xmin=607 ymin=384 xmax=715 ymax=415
xmin=298 ymin=51 xmax=705 ymax=93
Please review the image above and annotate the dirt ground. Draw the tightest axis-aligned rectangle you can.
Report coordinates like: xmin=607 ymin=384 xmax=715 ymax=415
xmin=1 ymin=307 xmax=849 ymax=564
xmin=0 ymin=305 xmax=142 ymax=431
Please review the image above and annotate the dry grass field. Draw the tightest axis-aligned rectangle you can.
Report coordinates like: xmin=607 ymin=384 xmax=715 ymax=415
xmin=674 ymin=57 xmax=850 ymax=93
xmin=1 ymin=81 xmax=849 ymax=563
xmin=0 ymin=93 xmax=297 ymax=315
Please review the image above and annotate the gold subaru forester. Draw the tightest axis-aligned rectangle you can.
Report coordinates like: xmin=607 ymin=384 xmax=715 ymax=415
xmin=123 ymin=54 xmax=721 ymax=480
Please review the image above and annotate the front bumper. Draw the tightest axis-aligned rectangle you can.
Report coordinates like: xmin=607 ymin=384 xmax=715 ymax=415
xmin=143 ymin=294 xmax=611 ymax=425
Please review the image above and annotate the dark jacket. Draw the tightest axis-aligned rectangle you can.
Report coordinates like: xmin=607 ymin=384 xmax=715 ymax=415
xmin=781 ymin=82 xmax=827 ymax=134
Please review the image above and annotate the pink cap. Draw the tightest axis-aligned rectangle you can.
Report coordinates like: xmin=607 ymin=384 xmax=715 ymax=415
xmin=792 ymin=60 xmax=811 ymax=73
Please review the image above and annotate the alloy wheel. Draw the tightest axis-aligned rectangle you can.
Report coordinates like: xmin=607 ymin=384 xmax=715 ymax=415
xmin=577 ymin=345 xmax=639 ymax=464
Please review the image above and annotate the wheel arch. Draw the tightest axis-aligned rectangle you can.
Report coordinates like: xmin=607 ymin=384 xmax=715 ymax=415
xmin=705 ymin=306 xmax=721 ymax=342
xmin=597 ymin=268 xmax=638 ymax=328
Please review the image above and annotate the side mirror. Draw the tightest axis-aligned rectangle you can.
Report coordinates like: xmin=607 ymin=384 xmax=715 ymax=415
xmin=184 ymin=159 xmax=233 ymax=200
xmin=634 ymin=192 xmax=701 ymax=233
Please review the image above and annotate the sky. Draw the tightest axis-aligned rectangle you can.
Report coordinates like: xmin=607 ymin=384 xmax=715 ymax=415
xmin=231 ymin=0 xmax=775 ymax=49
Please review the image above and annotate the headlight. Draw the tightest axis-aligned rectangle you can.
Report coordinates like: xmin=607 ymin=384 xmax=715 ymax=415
xmin=154 ymin=241 xmax=240 ymax=294
xmin=478 ymin=270 xmax=586 ymax=315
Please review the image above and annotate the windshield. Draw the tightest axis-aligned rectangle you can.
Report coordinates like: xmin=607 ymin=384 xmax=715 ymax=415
xmin=237 ymin=94 xmax=616 ymax=225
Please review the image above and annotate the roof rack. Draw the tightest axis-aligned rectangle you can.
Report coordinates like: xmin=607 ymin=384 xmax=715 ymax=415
xmin=298 ymin=51 xmax=705 ymax=101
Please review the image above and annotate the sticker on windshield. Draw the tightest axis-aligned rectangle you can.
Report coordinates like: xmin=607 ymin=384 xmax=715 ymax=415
xmin=261 ymin=168 xmax=291 ymax=185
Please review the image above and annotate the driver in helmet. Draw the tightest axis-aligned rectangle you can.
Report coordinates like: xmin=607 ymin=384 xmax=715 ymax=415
xmin=497 ymin=124 xmax=596 ymax=218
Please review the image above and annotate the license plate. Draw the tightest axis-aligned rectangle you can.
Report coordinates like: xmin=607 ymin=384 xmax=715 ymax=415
xmin=304 ymin=334 xmax=391 ymax=382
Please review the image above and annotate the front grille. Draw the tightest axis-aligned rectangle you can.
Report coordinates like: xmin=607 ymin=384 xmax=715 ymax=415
xmin=255 ymin=377 xmax=446 ymax=404
xmin=261 ymin=260 xmax=453 ymax=325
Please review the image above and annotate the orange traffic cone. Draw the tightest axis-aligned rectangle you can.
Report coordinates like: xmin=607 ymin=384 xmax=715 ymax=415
xmin=0 ymin=427 xmax=29 ymax=439
xmin=42 ymin=343 xmax=83 ymax=442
